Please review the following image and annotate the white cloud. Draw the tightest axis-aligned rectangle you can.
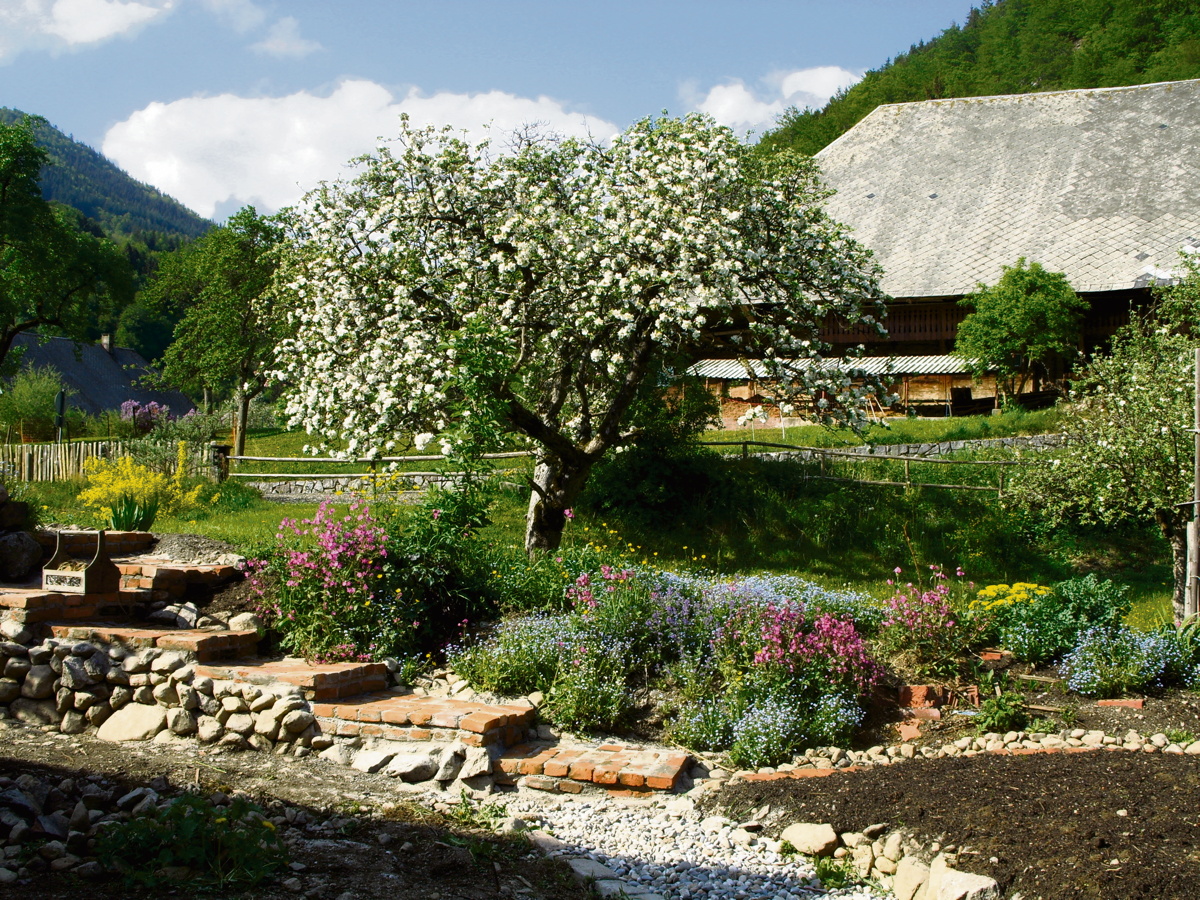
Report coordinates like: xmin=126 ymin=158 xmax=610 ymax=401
xmin=0 ymin=0 xmax=173 ymax=59
xmin=102 ymin=79 xmax=619 ymax=219
xmin=689 ymin=65 xmax=861 ymax=135
xmin=199 ymin=0 xmax=265 ymax=33
xmin=250 ymin=15 xmax=320 ymax=58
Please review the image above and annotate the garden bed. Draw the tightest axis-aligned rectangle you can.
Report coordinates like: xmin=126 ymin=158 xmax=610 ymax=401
xmin=710 ymin=749 xmax=1200 ymax=900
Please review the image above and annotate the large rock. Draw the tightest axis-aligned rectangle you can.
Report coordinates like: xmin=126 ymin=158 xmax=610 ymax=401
xmin=19 ymin=665 xmax=56 ymax=699
xmin=779 ymin=822 xmax=839 ymax=857
xmin=9 ymin=698 xmax=57 ymax=726
xmin=196 ymin=715 xmax=224 ymax=743
xmin=384 ymin=751 xmax=441 ymax=783
xmin=96 ymin=704 xmax=166 ymax=742
xmin=167 ymin=708 xmax=198 ymax=736
xmin=894 ymin=857 xmax=931 ymax=900
xmin=351 ymin=749 xmax=395 ymax=774
xmin=228 ymin=613 xmax=264 ymax=633
xmin=935 ymin=871 xmax=1000 ymax=900
xmin=0 ymin=678 xmax=19 ymax=703
xmin=459 ymin=746 xmax=492 ymax=779
xmin=0 ymin=531 xmax=40 ymax=581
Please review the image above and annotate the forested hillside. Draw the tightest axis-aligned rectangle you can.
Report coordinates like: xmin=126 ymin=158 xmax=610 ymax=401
xmin=0 ymin=108 xmax=211 ymax=240
xmin=760 ymin=0 xmax=1200 ymax=156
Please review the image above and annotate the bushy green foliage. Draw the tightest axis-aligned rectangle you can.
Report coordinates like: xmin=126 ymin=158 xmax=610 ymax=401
xmin=955 ymin=259 xmax=1087 ymax=401
xmin=759 ymin=0 xmax=1200 ymax=157
xmin=976 ymin=691 xmax=1029 ymax=733
xmin=0 ymin=365 xmax=68 ymax=441
xmin=1063 ymin=625 xmax=1199 ymax=697
xmin=973 ymin=574 xmax=1132 ymax=664
xmin=95 ymin=792 xmax=287 ymax=888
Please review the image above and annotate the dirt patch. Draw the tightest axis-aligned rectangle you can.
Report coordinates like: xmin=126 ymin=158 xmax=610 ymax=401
xmin=0 ymin=721 xmax=587 ymax=900
xmin=708 ymin=750 xmax=1200 ymax=900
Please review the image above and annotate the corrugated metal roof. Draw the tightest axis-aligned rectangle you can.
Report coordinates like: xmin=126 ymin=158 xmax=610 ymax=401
xmin=815 ymin=79 xmax=1200 ymax=298
xmin=690 ymin=356 xmax=973 ymax=379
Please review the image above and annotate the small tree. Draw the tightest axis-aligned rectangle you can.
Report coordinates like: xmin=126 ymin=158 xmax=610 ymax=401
xmin=0 ymin=117 xmax=133 ymax=373
xmin=1010 ymin=307 xmax=1193 ymax=623
xmin=144 ymin=207 xmax=286 ymax=457
xmin=276 ymin=115 xmax=889 ymax=553
xmin=955 ymin=258 xmax=1087 ymax=403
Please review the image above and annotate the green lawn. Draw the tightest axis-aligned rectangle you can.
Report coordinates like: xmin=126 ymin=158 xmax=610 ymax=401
xmin=19 ymin=414 xmax=1171 ymax=626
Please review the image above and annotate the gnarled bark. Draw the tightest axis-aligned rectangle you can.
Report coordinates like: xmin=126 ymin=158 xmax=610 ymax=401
xmin=524 ymin=457 xmax=593 ymax=554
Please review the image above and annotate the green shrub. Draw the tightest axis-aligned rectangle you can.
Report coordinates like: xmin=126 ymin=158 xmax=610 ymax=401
xmin=108 ymin=493 xmax=158 ymax=530
xmin=0 ymin=365 xmax=69 ymax=442
xmin=1063 ymin=626 xmax=1189 ymax=697
xmin=665 ymin=699 xmax=735 ymax=751
xmin=447 ymin=614 xmax=564 ymax=696
xmin=977 ymin=575 xmax=1132 ymax=665
xmin=95 ymin=792 xmax=287 ymax=888
xmin=976 ymin=691 xmax=1028 ymax=733
xmin=545 ymin=641 xmax=632 ymax=732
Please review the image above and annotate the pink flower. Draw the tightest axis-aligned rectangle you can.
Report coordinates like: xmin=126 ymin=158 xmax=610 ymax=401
xmin=563 ymin=508 xmax=575 ymax=519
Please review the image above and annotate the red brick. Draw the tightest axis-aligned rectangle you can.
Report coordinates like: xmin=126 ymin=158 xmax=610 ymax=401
xmin=645 ymin=773 xmax=677 ymax=790
xmin=408 ymin=729 xmax=431 ymax=741
xmin=543 ymin=759 xmax=571 ymax=778
xmin=523 ymin=775 xmax=558 ymax=792
xmin=617 ymin=771 xmax=645 ymax=788
xmin=1097 ymin=698 xmax=1144 ymax=709
xmin=360 ymin=725 xmax=383 ymax=738
xmin=311 ymin=703 xmax=336 ymax=717
xmin=557 ymin=781 xmax=584 ymax=794
xmin=897 ymin=685 xmax=948 ymax=708
xmin=460 ymin=712 xmax=499 ymax=733
xmin=568 ymin=761 xmax=595 ymax=781
xmin=591 ymin=768 xmax=620 ymax=786
xmin=898 ymin=721 xmax=922 ymax=742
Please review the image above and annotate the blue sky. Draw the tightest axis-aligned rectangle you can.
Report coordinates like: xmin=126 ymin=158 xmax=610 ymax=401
xmin=0 ymin=0 xmax=980 ymax=220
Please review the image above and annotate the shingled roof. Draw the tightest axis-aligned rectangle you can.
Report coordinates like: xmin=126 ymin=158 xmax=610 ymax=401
xmin=11 ymin=334 xmax=194 ymax=417
xmin=815 ymin=79 xmax=1200 ymax=299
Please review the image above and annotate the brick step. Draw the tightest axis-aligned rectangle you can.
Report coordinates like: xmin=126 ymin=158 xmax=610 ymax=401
xmin=497 ymin=743 xmax=692 ymax=793
xmin=35 ymin=529 xmax=156 ymax=556
xmin=196 ymin=659 xmax=388 ymax=701
xmin=115 ymin=559 xmax=241 ymax=599
xmin=48 ymin=624 xmax=258 ymax=662
xmin=313 ymin=694 xmax=537 ymax=748
xmin=0 ymin=589 xmax=138 ymax=624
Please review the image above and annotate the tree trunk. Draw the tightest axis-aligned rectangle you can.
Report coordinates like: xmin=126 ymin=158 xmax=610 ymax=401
xmin=233 ymin=389 xmax=250 ymax=459
xmin=524 ymin=457 xmax=592 ymax=554
xmin=1157 ymin=509 xmax=1188 ymax=625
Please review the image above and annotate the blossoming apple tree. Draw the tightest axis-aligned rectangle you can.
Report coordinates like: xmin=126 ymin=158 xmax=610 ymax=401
xmin=275 ymin=114 xmax=888 ymax=553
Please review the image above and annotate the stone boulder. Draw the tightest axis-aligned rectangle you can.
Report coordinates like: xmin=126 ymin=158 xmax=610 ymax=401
xmin=779 ymin=822 xmax=839 ymax=857
xmin=96 ymin=704 xmax=166 ymax=742
xmin=0 ymin=531 xmax=41 ymax=581
xmin=384 ymin=750 xmax=441 ymax=783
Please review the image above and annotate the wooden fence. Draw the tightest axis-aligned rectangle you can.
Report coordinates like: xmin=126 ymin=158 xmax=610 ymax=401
xmin=706 ymin=440 xmax=1022 ymax=493
xmin=0 ymin=440 xmax=212 ymax=482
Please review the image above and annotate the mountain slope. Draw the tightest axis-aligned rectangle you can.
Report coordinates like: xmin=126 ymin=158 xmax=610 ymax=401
xmin=759 ymin=0 xmax=1200 ymax=156
xmin=0 ymin=108 xmax=212 ymax=240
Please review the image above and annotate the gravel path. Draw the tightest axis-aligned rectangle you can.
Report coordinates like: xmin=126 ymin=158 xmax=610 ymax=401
xmin=504 ymin=792 xmax=887 ymax=900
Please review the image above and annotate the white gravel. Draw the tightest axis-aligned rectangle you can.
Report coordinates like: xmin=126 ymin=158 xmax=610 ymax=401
xmin=504 ymin=792 xmax=890 ymax=900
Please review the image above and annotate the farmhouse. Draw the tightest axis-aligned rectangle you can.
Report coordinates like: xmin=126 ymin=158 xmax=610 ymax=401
xmin=10 ymin=332 xmax=192 ymax=418
xmin=699 ymin=78 xmax=1200 ymax=416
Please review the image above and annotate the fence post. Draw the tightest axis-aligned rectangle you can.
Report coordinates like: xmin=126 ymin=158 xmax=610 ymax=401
xmin=742 ymin=442 xmax=748 ymax=460
xmin=210 ymin=442 xmax=231 ymax=483
xmin=904 ymin=459 xmax=911 ymax=486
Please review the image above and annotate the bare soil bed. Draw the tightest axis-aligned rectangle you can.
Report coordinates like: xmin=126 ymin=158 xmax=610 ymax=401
xmin=0 ymin=720 xmax=587 ymax=900
xmin=709 ymin=750 xmax=1200 ymax=900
